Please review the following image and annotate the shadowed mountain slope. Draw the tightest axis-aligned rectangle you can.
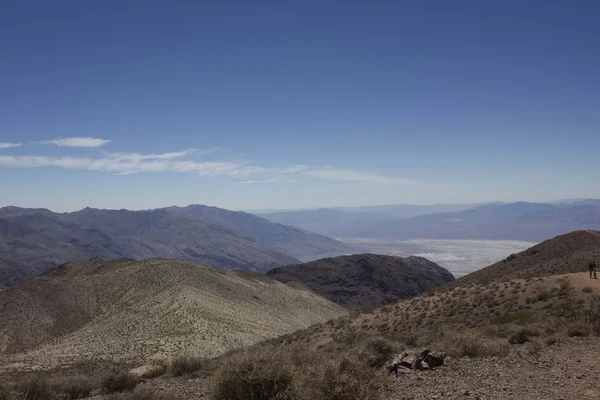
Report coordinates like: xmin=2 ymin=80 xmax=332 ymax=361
xmin=0 ymin=257 xmax=346 ymax=370
xmin=161 ymin=204 xmax=359 ymax=261
xmin=266 ymin=253 xmax=455 ymax=310
xmin=0 ymin=207 xmax=301 ymax=288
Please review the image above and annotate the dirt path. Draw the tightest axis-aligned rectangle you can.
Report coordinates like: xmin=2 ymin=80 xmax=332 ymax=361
xmin=560 ymin=272 xmax=600 ymax=292
xmin=390 ymin=337 xmax=600 ymax=400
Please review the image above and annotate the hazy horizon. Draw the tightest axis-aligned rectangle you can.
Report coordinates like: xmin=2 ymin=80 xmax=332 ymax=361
xmin=0 ymin=197 xmax=598 ymax=214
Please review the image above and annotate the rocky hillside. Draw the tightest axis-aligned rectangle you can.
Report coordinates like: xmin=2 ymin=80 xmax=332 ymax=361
xmin=266 ymin=253 xmax=455 ymax=310
xmin=161 ymin=204 xmax=359 ymax=261
xmin=0 ymin=257 xmax=346 ymax=370
xmin=451 ymin=230 xmax=600 ymax=286
xmin=0 ymin=207 xmax=301 ymax=288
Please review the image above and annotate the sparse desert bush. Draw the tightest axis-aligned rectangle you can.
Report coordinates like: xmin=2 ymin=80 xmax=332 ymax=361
xmin=583 ymin=287 xmax=593 ymax=294
xmin=355 ymin=338 xmax=397 ymax=368
xmin=536 ymin=290 xmax=551 ymax=302
xmin=51 ymin=376 xmax=94 ymax=400
xmin=399 ymin=333 xmax=419 ymax=347
xmin=508 ymin=327 xmax=540 ymax=344
xmin=294 ymin=354 xmax=386 ymax=400
xmin=439 ymin=332 xmax=510 ymax=358
xmin=12 ymin=378 xmax=53 ymax=400
xmin=140 ymin=363 xmax=168 ymax=380
xmin=566 ymin=323 xmax=590 ymax=337
xmin=545 ymin=334 xmax=563 ymax=346
xmin=332 ymin=326 xmax=366 ymax=347
xmin=209 ymin=347 xmax=294 ymax=400
xmin=102 ymin=372 xmax=138 ymax=394
xmin=105 ymin=390 xmax=182 ymax=400
xmin=169 ymin=355 xmax=205 ymax=377
xmin=209 ymin=344 xmax=386 ymax=400
xmin=490 ymin=310 xmax=535 ymax=325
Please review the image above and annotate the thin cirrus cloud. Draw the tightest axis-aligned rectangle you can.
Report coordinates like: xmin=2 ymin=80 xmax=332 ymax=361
xmin=34 ymin=137 xmax=111 ymax=148
xmin=0 ymin=146 xmax=422 ymax=186
xmin=0 ymin=142 xmax=22 ymax=149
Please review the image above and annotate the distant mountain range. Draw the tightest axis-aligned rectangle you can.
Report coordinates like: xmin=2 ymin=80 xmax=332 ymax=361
xmin=258 ymin=201 xmax=600 ymax=241
xmin=0 ymin=205 xmax=358 ymax=288
xmin=160 ymin=205 xmax=356 ymax=261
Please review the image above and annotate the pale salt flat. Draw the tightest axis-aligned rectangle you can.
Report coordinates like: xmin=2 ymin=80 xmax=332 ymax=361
xmin=341 ymin=238 xmax=537 ymax=277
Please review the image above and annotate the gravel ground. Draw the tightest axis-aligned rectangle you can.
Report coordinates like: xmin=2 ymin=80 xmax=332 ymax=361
xmin=390 ymin=337 xmax=600 ymax=400
xmin=90 ymin=337 xmax=600 ymax=400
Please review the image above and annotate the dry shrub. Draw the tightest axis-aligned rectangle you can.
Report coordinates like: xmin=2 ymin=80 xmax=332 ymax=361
xmin=399 ymin=333 xmax=418 ymax=347
xmin=439 ymin=332 xmax=509 ymax=358
xmin=209 ymin=345 xmax=386 ymax=400
xmin=355 ymin=338 xmax=398 ymax=368
xmin=508 ymin=327 xmax=541 ymax=344
xmin=102 ymin=372 xmax=139 ymax=394
xmin=209 ymin=346 xmax=294 ymax=400
xmin=11 ymin=378 xmax=53 ymax=400
xmin=140 ymin=363 xmax=168 ymax=380
xmin=1 ymin=375 xmax=94 ymax=400
xmin=566 ymin=323 xmax=590 ymax=337
xmin=105 ymin=390 xmax=182 ymax=400
xmin=583 ymin=287 xmax=593 ymax=294
xmin=295 ymin=354 xmax=386 ymax=400
xmin=332 ymin=326 xmax=366 ymax=347
xmin=481 ymin=323 xmax=517 ymax=339
xmin=545 ymin=334 xmax=563 ymax=346
xmin=50 ymin=376 xmax=94 ymax=399
xmin=169 ymin=355 xmax=206 ymax=377
xmin=528 ymin=339 xmax=544 ymax=356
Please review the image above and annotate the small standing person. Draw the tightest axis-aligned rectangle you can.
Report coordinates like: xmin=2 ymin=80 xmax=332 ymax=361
xmin=590 ymin=261 xmax=595 ymax=279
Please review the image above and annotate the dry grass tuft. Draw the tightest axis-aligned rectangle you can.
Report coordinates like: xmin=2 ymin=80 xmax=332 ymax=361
xmin=208 ymin=344 xmax=386 ymax=400
xmin=354 ymin=338 xmax=398 ymax=368
xmin=295 ymin=354 xmax=387 ymax=400
xmin=169 ymin=355 xmax=206 ymax=377
xmin=439 ymin=332 xmax=510 ymax=358
xmin=102 ymin=372 xmax=139 ymax=394
xmin=104 ymin=390 xmax=183 ymax=400
xmin=209 ymin=346 xmax=294 ymax=400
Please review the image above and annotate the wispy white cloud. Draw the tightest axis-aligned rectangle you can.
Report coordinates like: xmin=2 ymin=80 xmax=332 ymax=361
xmin=0 ymin=147 xmax=423 ymax=186
xmin=0 ymin=142 xmax=21 ymax=149
xmin=233 ymin=176 xmax=298 ymax=184
xmin=35 ymin=137 xmax=111 ymax=147
xmin=103 ymin=148 xmax=207 ymax=161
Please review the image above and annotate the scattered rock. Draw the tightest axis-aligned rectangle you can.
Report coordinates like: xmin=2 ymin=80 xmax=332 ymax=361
xmin=386 ymin=348 xmax=446 ymax=375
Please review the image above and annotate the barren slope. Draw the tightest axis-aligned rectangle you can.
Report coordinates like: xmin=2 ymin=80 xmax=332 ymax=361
xmin=266 ymin=254 xmax=455 ymax=310
xmin=0 ymin=258 xmax=346 ymax=371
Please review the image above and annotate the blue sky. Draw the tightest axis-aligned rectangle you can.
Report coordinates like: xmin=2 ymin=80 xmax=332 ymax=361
xmin=1 ymin=1 xmax=599 ymax=211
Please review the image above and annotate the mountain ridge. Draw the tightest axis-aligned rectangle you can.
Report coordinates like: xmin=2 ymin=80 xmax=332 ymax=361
xmin=0 ymin=257 xmax=347 ymax=370
xmin=266 ymin=253 xmax=455 ymax=310
xmin=0 ymin=206 xmax=298 ymax=287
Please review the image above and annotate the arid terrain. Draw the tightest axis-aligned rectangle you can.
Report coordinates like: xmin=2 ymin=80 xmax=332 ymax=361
xmin=0 ymin=258 xmax=346 ymax=371
xmin=1 ymin=231 xmax=600 ymax=400
xmin=267 ymin=253 xmax=455 ymax=309
xmin=0 ymin=205 xmax=359 ymax=288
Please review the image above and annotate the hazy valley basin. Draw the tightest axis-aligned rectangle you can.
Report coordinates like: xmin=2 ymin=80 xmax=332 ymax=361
xmin=342 ymin=238 xmax=537 ymax=277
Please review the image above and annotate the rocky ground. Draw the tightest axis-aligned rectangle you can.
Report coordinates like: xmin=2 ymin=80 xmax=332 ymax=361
xmin=111 ymin=337 xmax=600 ymax=400
xmin=390 ymin=337 xmax=600 ymax=400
